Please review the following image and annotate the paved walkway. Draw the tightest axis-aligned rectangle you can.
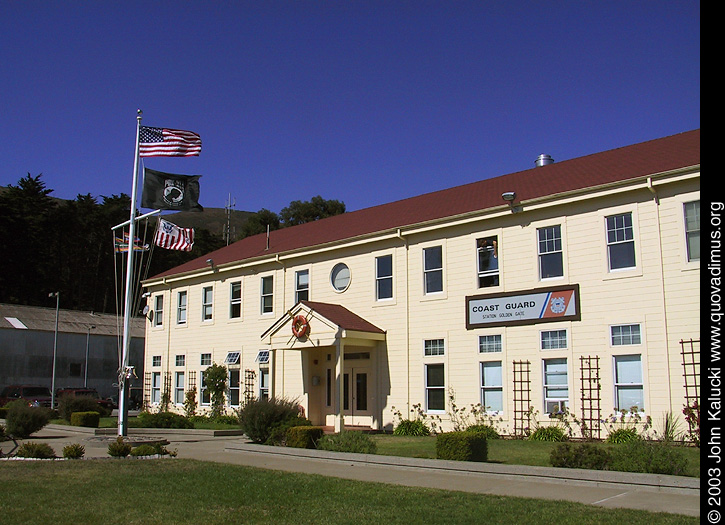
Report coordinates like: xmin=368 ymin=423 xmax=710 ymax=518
xmin=3 ymin=424 xmax=700 ymax=518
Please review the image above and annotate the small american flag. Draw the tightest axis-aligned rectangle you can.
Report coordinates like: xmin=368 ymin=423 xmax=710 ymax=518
xmin=154 ymin=218 xmax=195 ymax=251
xmin=139 ymin=126 xmax=202 ymax=157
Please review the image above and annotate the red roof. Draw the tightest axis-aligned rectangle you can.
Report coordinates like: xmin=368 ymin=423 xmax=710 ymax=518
xmin=301 ymin=301 xmax=385 ymax=334
xmin=151 ymin=129 xmax=699 ymax=280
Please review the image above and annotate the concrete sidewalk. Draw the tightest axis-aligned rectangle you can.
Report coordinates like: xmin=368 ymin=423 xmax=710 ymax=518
xmin=3 ymin=424 xmax=701 ymax=518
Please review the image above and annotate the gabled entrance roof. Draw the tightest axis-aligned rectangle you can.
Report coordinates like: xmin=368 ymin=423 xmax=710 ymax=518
xmin=261 ymin=301 xmax=385 ymax=348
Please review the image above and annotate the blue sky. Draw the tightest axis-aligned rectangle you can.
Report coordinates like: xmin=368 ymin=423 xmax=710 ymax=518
xmin=1 ymin=2 xmax=700 ymax=215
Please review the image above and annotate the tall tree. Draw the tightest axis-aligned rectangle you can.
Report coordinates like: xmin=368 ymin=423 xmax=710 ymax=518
xmin=279 ymin=195 xmax=345 ymax=227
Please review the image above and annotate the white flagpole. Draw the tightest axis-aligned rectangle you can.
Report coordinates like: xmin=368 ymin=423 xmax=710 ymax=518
xmin=118 ymin=109 xmax=143 ymax=437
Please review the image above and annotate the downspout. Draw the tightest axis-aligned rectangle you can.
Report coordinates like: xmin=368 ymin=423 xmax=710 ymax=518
xmin=648 ymin=177 xmax=673 ymax=412
xmin=275 ymin=254 xmax=287 ymax=398
xmin=397 ymin=228 xmax=411 ymax=417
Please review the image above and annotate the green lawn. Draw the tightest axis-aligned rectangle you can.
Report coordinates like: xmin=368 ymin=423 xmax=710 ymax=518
xmin=0 ymin=459 xmax=697 ymax=525
xmin=371 ymin=435 xmax=701 ymax=477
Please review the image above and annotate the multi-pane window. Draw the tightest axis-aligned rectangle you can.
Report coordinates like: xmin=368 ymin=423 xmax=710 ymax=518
xmin=479 ymin=335 xmax=502 ymax=353
xmin=177 ymin=291 xmax=187 ymax=325
xmin=259 ymin=368 xmax=270 ymax=400
xmin=202 ymin=286 xmax=213 ymax=321
xmin=153 ymin=295 xmax=163 ymax=326
xmin=614 ymin=355 xmax=644 ymax=411
xmin=376 ymin=255 xmax=393 ymax=300
xmin=151 ymin=372 xmax=161 ymax=404
xmin=175 ymin=355 xmax=185 ymax=367
xmin=684 ymin=201 xmax=700 ymax=262
xmin=174 ymin=372 xmax=185 ymax=405
xmin=611 ymin=324 xmax=641 ymax=346
xmin=261 ymin=276 xmax=274 ymax=314
xmin=606 ymin=212 xmax=636 ymax=270
xmin=424 ymin=339 xmax=445 ymax=356
xmin=229 ymin=370 xmax=240 ymax=406
xmin=295 ymin=270 xmax=309 ymax=303
xmin=200 ymin=371 xmax=210 ymax=405
xmin=423 ymin=246 xmax=443 ymax=294
xmin=537 ymin=225 xmax=563 ymax=279
xmin=543 ymin=358 xmax=568 ymax=413
xmin=224 ymin=352 xmax=240 ymax=365
xmin=152 ymin=355 xmax=161 ymax=367
xmin=255 ymin=350 xmax=270 ymax=364
xmin=480 ymin=361 xmax=503 ymax=412
xmin=230 ymin=282 xmax=242 ymax=319
xmin=477 ymin=236 xmax=499 ymax=288
xmin=200 ymin=353 xmax=212 ymax=366
xmin=425 ymin=363 xmax=445 ymax=412
xmin=541 ymin=330 xmax=567 ymax=350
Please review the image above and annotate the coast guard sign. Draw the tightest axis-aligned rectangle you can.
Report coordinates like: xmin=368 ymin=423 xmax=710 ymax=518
xmin=466 ymin=284 xmax=580 ymax=328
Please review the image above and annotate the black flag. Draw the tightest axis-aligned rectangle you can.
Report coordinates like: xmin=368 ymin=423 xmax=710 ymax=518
xmin=141 ymin=168 xmax=203 ymax=211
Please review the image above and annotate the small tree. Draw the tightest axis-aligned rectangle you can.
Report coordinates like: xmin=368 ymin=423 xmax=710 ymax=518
xmin=183 ymin=386 xmax=198 ymax=418
xmin=204 ymin=363 xmax=228 ymax=418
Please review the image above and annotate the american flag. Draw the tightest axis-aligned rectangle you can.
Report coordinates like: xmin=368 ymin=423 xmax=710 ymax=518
xmin=139 ymin=126 xmax=202 ymax=157
xmin=154 ymin=218 xmax=195 ymax=251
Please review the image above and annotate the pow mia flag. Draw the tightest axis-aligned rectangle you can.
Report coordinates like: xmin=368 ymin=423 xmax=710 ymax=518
xmin=141 ymin=168 xmax=203 ymax=212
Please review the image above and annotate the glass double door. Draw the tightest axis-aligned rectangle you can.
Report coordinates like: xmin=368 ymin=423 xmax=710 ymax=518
xmin=342 ymin=367 xmax=371 ymax=426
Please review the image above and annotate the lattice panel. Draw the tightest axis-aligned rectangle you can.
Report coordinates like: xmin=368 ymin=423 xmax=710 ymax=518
xmin=579 ymin=356 xmax=602 ymax=440
xmin=512 ymin=360 xmax=531 ymax=437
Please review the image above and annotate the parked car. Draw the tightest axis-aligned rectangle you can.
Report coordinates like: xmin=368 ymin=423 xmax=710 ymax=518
xmin=0 ymin=384 xmax=53 ymax=408
xmin=55 ymin=388 xmax=114 ymax=411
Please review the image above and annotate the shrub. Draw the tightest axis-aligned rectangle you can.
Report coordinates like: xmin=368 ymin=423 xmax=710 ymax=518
xmin=528 ymin=425 xmax=568 ymax=442
xmin=393 ymin=419 xmax=430 ymax=436
xmin=62 ymin=443 xmax=85 ymax=459
xmin=137 ymin=411 xmax=194 ymax=429
xmin=267 ymin=415 xmax=312 ymax=445
xmin=550 ymin=443 xmax=612 ymax=470
xmin=4 ymin=400 xmax=50 ymax=439
xmin=237 ymin=397 xmax=302 ymax=444
xmin=606 ymin=428 xmax=640 ymax=444
xmin=466 ymin=424 xmax=500 ymax=440
xmin=108 ymin=436 xmax=132 ymax=457
xmin=317 ymin=430 xmax=377 ymax=454
xmin=0 ymin=407 xmax=9 ymax=419
xmin=0 ymin=424 xmax=6 ymax=441
xmin=130 ymin=444 xmax=158 ymax=456
xmin=436 ymin=431 xmax=488 ymax=462
xmin=286 ymin=426 xmax=324 ymax=449
xmin=211 ymin=414 xmax=240 ymax=426
xmin=683 ymin=401 xmax=700 ymax=447
xmin=57 ymin=396 xmax=109 ymax=421
xmin=16 ymin=441 xmax=56 ymax=458
xmin=70 ymin=411 xmax=100 ymax=428
xmin=183 ymin=387 xmax=198 ymax=418
xmin=609 ymin=439 xmax=689 ymax=476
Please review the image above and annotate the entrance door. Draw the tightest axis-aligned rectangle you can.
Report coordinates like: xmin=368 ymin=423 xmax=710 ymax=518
xmin=342 ymin=367 xmax=371 ymax=426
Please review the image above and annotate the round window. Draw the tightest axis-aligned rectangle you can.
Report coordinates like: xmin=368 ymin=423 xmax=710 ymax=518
xmin=330 ymin=263 xmax=351 ymax=292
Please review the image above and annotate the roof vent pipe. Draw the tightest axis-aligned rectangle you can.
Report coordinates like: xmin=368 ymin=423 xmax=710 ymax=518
xmin=535 ymin=154 xmax=554 ymax=167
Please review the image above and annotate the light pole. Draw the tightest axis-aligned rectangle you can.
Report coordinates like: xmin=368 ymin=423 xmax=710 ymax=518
xmin=84 ymin=324 xmax=96 ymax=388
xmin=49 ymin=292 xmax=59 ymax=408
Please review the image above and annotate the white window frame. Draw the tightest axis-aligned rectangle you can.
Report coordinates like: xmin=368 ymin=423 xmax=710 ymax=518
xmin=174 ymin=371 xmax=185 ymax=405
xmin=423 ymin=246 xmax=443 ymax=295
xmin=613 ymin=354 xmax=644 ymax=411
xmin=200 ymin=370 xmax=210 ymax=406
xmin=606 ymin=212 xmax=636 ymax=271
xmin=177 ymin=291 xmax=187 ymax=325
xmin=610 ymin=324 xmax=641 ymax=346
xmin=295 ymin=270 xmax=309 ymax=303
xmin=152 ymin=355 xmax=161 ymax=367
xmin=175 ymin=354 xmax=185 ymax=367
xmin=375 ymin=254 xmax=393 ymax=301
xmin=151 ymin=372 xmax=161 ymax=404
xmin=153 ymin=295 xmax=163 ymax=327
xmin=229 ymin=281 xmax=242 ymax=319
xmin=480 ymin=361 xmax=503 ymax=414
xmin=537 ymin=225 xmax=563 ymax=280
xmin=424 ymin=339 xmax=445 ymax=357
xmin=261 ymin=276 xmax=274 ymax=314
xmin=543 ymin=358 xmax=568 ymax=414
xmin=478 ymin=334 xmax=502 ymax=353
xmin=424 ymin=363 xmax=445 ymax=413
xmin=684 ymin=200 xmax=700 ymax=262
xmin=540 ymin=329 xmax=567 ymax=350
xmin=228 ymin=369 xmax=240 ymax=407
xmin=255 ymin=350 xmax=270 ymax=364
xmin=224 ymin=352 xmax=240 ymax=365
xmin=259 ymin=367 xmax=270 ymax=400
xmin=200 ymin=353 xmax=212 ymax=366
xmin=202 ymin=286 xmax=213 ymax=321
xmin=476 ymin=236 xmax=499 ymax=288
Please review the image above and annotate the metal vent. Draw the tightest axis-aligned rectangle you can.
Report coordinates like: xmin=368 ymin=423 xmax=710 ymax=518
xmin=535 ymin=154 xmax=554 ymax=167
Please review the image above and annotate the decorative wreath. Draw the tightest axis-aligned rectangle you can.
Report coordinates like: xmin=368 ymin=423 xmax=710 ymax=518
xmin=292 ymin=314 xmax=310 ymax=338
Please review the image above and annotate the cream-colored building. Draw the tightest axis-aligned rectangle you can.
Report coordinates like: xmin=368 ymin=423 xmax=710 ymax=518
xmin=142 ymin=130 xmax=700 ymax=436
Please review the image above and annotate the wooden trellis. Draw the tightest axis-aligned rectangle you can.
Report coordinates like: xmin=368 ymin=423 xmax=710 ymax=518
xmin=243 ymin=369 xmax=257 ymax=406
xmin=143 ymin=371 xmax=151 ymax=410
xmin=579 ymin=356 xmax=602 ymax=440
xmin=680 ymin=338 xmax=700 ymax=406
xmin=512 ymin=360 xmax=531 ymax=437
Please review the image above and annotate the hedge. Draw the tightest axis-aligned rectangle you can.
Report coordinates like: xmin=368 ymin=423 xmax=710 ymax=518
xmin=436 ymin=431 xmax=488 ymax=462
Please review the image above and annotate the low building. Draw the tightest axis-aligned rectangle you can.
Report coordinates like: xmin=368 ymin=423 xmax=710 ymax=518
xmin=0 ymin=304 xmax=145 ymax=402
xmin=142 ymin=130 xmax=700 ymax=436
